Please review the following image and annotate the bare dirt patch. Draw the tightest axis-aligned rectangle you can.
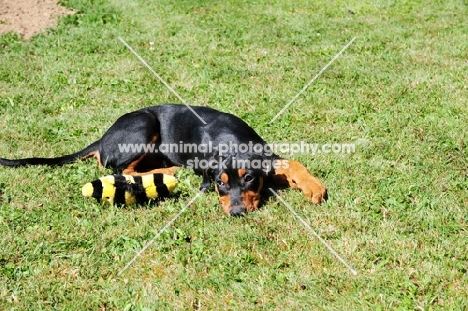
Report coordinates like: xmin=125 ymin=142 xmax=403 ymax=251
xmin=0 ymin=0 xmax=75 ymax=40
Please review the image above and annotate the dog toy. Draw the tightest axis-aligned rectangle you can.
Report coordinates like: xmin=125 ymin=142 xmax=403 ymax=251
xmin=82 ymin=174 xmax=177 ymax=205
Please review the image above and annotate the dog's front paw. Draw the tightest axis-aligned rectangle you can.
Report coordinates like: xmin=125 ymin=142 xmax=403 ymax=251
xmin=273 ymin=159 xmax=327 ymax=204
xmin=300 ymin=177 xmax=327 ymax=205
xmin=199 ymin=179 xmax=212 ymax=192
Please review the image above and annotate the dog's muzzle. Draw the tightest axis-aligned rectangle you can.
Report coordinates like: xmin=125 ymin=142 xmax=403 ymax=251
xmin=230 ymin=205 xmax=247 ymax=217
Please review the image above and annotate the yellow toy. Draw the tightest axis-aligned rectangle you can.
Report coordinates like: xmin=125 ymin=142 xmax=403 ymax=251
xmin=82 ymin=174 xmax=177 ymax=205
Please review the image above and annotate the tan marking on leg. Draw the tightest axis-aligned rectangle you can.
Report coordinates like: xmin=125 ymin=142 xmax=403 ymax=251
xmin=273 ymin=159 xmax=327 ymax=204
xmin=122 ymin=153 xmax=147 ymax=175
xmin=81 ymin=150 xmax=103 ymax=168
xmin=150 ymin=134 xmax=159 ymax=144
xmin=125 ymin=166 xmax=181 ymax=176
xmin=122 ymin=133 xmax=174 ymax=175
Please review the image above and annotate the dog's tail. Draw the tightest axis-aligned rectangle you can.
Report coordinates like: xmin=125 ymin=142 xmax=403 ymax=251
xmin=0 ymin=141 xmax=100 ymax=168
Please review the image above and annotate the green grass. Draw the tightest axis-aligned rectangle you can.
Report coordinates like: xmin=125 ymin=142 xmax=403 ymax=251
xmin=1 ymin=0 xmax=468 ymax=309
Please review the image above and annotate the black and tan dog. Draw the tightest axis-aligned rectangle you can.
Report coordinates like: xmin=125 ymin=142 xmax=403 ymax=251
xmin=0 ymin=104 xmax=327 ymax=215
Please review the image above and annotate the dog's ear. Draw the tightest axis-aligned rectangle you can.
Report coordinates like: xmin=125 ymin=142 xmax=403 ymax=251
xmin=233 ymin=152 xmax=274 ymax=177
xmin=261 ymin=153 xmax=280 ymax=178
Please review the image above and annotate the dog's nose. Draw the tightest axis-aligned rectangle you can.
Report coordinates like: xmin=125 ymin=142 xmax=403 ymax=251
xmin=230 ymin=206 xmax=246 ymax=217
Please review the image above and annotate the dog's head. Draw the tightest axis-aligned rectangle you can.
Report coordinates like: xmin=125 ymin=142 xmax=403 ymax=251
xmin=207 ymin=153 xmax=272 ymax=216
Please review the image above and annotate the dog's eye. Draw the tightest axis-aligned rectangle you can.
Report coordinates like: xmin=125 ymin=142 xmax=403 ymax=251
xmin=244 ymin=174 xmax=254 ymax=183
xmin=216 ymin=179 xmax=225 ymax=187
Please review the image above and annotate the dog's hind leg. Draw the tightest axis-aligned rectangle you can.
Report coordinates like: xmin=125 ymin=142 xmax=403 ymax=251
xmin=97 ymin=110 xmax=162 ymax=173
xmin=80 ymin=150 xmax=103 ymax=168
xmin=123 ymin=163 xmax=181 ymax=176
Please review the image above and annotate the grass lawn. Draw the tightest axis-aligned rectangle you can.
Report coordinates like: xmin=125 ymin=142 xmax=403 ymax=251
xmin=1 ymin=0 xmax=467 ymax=309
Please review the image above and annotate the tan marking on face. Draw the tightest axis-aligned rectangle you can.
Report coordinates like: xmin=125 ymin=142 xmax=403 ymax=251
xmin=219 ymin=194 xmax=232 ymax=215
xmin=238 ymin=169 xmax=246 ymax=178
xmin=220 ymin=173 xmax=229 ymax=184
xmin=241 ymin=176 xmax=263 ymax=212
xmin=215 ymin=184 xmax=232 ymax=215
